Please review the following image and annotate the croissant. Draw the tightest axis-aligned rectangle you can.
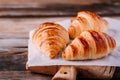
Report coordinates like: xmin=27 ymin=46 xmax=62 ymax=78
xmin=32 ymin=22 xmax=69 ymax=59
xmin=62 ymin=30 xmax=116 ymax=60
xmin=68 ymin=11 xmax=108 ymax=39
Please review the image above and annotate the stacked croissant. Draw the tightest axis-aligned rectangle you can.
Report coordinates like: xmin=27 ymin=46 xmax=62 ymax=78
xmin=32 ymin=11 xmax=116 ymax=60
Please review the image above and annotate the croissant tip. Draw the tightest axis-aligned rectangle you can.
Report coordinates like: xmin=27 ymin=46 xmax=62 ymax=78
xmin=62 ymin=52 xmax=66 ymax=59
xmin=48 ymin=51 xmax=57 ymax=59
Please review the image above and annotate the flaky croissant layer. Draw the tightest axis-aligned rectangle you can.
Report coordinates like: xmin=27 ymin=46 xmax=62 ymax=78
xmin=62 ymin=30 xmax=116 ymax=60
xmin=32 ymin=22 xmax=69 ymax=59
xmin=68 ymin=11 xmax=108 ymax=39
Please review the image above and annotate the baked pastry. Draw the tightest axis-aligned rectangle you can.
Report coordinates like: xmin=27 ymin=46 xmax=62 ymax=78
xmin=32 ymin=22 xmax=69 ymax=59
xmin=62 ymin=30 xmax=116 ymax=60
xmin=68 ymin=11 xmax=108 ymax=39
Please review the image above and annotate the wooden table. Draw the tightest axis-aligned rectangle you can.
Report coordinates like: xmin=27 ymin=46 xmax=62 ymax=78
xmin=0 ymin=16 xmax=120 ymax=80
xmin=0 ymin=2 xmax=120 ymax=79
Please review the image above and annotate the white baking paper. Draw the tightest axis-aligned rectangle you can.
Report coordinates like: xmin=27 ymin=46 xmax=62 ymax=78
xmin=27 ymin=17 xmax=120 ymax=67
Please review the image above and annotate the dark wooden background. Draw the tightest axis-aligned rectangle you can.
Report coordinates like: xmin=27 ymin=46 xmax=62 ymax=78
xmin=0 ymin=0 xmax=120 ymax=80
xmin=0 ymin=0 xmax=119 ymax=17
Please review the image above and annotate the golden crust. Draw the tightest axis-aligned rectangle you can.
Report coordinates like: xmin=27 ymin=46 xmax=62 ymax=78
xmin=32 ymin=22 xmax=69 ymax=59
xmin=62 ymin=30 xmax=116 ymax=60
xmin=68 ymin=11 xmax=108 ymax=39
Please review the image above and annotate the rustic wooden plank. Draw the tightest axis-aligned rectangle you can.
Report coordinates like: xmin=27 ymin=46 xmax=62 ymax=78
xmin=0 ymin=4 xmax=119 ymax=17
xmin=0 ymin=0 xmax=109 ymax=6
xmin=0 ymin=39 xmax=28 ymax=70
xmin=0 ymin=47 xmax=27 ymax=53
xmin=0 ymin=51 xmax=27 ymax=70
xmin=0 ymin=9 xmax=74 ymax=17
xmin=0 ymin=17 xmax=71 ymax=39
xmin=0 ymin=71 xmax=52 ymax=80
xmin=0 ymin=39 xmax=28 ymax=48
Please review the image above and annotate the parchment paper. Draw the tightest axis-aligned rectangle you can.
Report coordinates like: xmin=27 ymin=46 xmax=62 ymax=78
xmin=27 ymin=17 xmax=120 ymax=67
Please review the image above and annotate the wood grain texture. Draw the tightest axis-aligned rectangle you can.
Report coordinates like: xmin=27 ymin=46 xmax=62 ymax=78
xmin=0 ymin=4 xmax=119 ymax=17
xmin=0 ymin=51 xmax=27 ymax=70
xmin=0 ymin=0 xmax=109 ymax=6
xmin=0 ymin=71 xmax=52 ymax=80
xmin=0 ymin=17 xmax=71 ymax=39
xmin=27 ymin=65 xmax=115 ymax=79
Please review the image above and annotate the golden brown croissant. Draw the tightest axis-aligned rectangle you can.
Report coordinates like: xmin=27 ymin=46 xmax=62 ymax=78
xmin=32 ymin=22 xmax=69 ymax=59
xmin=62 ymin=30 xmax=116 ymax=60
xmin=68 ymin=11 xmax=108 ymax=39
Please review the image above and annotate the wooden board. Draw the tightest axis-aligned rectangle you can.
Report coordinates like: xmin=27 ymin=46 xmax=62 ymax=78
xmin=27 ymin=65 xmax=115 ymax=79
